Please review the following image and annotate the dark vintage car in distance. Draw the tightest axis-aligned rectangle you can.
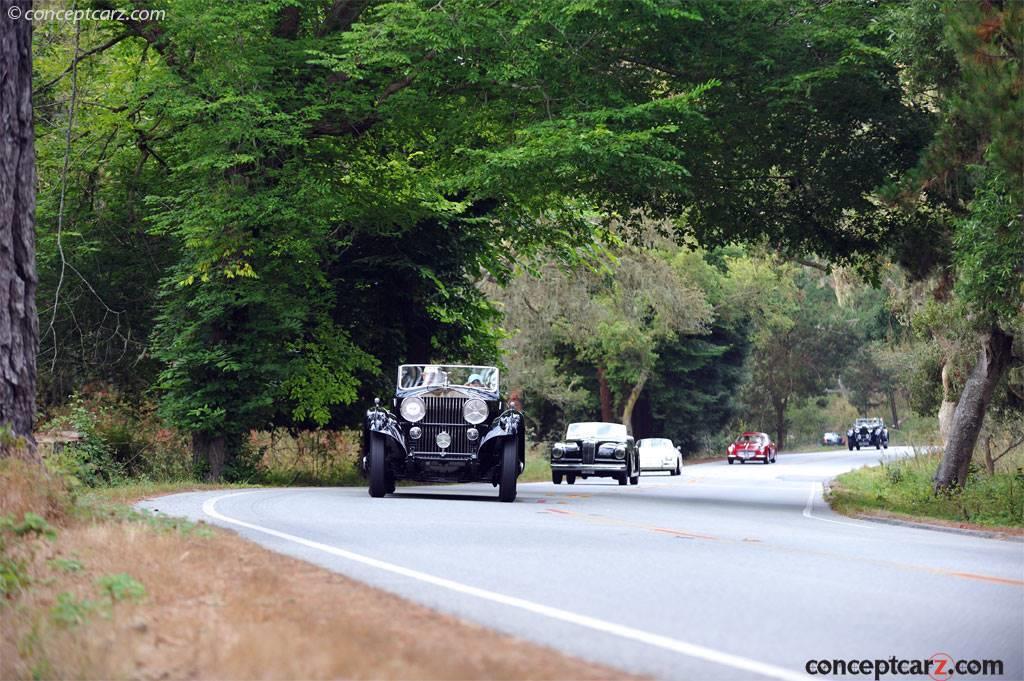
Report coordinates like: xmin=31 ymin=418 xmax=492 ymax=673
xmin=847 ymin=417 xmax=888 ymax=450
xmin=362 ymin=364 xmax=524 ymax=502
xmin=551 ymin=422 xmax=640 ymax=486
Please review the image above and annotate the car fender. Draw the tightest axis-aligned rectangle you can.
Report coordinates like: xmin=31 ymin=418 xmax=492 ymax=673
xmin=480 ymin=409 xmax=525 ymax=466
xmin=363 ymin=407 xmax=407 ymax=460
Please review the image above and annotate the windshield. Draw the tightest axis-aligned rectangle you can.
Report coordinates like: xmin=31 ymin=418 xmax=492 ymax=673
xmin=639 ymin=438 xmax=672 ymax=448
xmin=735 ymin=433 xmax=766 ymax=444
xmin=566 ymin=422 xmax=628 ymax=441
xmin=398 ymin=365 xmax=499 ymax=392
xmin=855 ymin=418 xmax=882 ymax=428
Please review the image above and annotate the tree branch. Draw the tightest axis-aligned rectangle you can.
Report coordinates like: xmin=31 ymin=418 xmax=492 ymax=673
xmin=35 ymin=32 xmax=131 ymax=94
xmin=794 ymin=257 xmax=830 ymax=272
xmin=309 ymin=50 xmax=437 ymax=137
xmin=317 ymin=0 xmax=370 ymax=37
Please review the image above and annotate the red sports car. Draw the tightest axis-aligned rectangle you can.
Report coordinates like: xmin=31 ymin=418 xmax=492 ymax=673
xmin=727 ymin=432 xmax=777 ymax=465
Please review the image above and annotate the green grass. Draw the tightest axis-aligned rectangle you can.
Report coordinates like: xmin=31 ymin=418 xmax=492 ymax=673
xmin=81 ymin=480 xmax=252 ymax=506
xmin=828 ymin=450 xmax=1024 ymax=528
xmin=520 ymin=444 xmax=553 ymax=483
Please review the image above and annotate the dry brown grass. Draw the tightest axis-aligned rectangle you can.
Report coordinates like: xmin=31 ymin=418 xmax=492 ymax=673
xmin=1 ymin=463 xmax=636 ymax=681
xmin=0 ymin=458 xmax=70 ymax=522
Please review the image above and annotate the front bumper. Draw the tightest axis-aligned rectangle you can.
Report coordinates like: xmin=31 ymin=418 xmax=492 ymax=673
xmin=551 ymin=461 xmax=626 ymax=475
xmin=640 ymin=459 xmax=677 ymax=471
xmin=728 ymin=452 xmax=767 ymax=461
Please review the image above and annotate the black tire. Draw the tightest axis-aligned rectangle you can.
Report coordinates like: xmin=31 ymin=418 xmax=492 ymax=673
xmin=855 ymin=444 xmax=860 ymax=451
xmin=618 ymin=472 xmax=628 ymax=485
xmin=552 ymin=472 xmax=563 ymax=485
xmin=848 ymin=441 xmax=853 ymax=451
xmin=566 ymin=473 xmax=576 ymax=485
xmin=728 ymin=458 xmax=734 ymax=465
xmin=740 ymin=459 xmax=746 ymax=464
xmin=672 ymin=460 xmax=681 ymax=476
xmin=367 ymin=436 xmax=388 ymax=498
xmin=581 ymin=475 xmax=588 ymax=480
xmin=498 ymin=439 xmax=518 ymax=502
xmin=762 ymin=454 xmax=770 ymax=464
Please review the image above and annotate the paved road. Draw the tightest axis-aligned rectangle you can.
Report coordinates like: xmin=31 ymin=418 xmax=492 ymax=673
xmin=142 ymin=448 xmax=1024 ymax=680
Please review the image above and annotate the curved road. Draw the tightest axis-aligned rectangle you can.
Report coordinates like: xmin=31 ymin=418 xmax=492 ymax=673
xmin=142 ymin=448 xmax=1023 ymax=680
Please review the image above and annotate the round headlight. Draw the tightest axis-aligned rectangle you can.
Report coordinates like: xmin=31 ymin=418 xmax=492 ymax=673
xmin=552 ymin=447 xmax=563 ymax=459
xmin=467 ymin=428 xmax=479 ymax=441
xmin=436 ymin=431 xmax=452 ymax=449
xmin=400 ymin=396 xmax=425 ymax=422
xmin=408 ymin=426 xmax=422 ymax=440
xmin=614 ymin=447 xmax=626 ymax=460
xmin=463 ymin=398 xmax=488 ymax=425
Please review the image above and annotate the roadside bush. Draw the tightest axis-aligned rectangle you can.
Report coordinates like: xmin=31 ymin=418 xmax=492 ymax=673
xmin=254 ymin=429 xmax=363 ymax=486
xmin=830 ymin=449 xmax=1024 ymax=527
xmin=40 ymin=389 xmax=193 ymax=486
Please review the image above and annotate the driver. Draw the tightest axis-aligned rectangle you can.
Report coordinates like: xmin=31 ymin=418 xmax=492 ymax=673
xmin=420 ymin=365 xmax=444 ymax=387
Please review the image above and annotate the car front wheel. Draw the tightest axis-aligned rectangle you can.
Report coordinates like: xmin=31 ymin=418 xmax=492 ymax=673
xmin=367 ymin=436 xmax=388 ymax=498
xmin=567 ymin=473 xmax=576 ymax=485
xmin=672 ymin=459 xmax=681 ymax=476
xmin=552 ymin=472 xmax=563 ymax=485
xmin=728 ymin=458 xmax=734 ymax=465
xmin=498 ymin=439 xmax=518 ymax=502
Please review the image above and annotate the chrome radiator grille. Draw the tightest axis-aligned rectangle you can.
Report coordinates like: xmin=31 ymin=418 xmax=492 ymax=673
xmin=414 ymin=397 xmax=474 ymax=456
xmin=582 ymin=441 xmax=596 ymax=465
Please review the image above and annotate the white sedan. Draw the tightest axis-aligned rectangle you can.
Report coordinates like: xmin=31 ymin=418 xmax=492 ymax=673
xmin=637 ymin=438 xmax=682 ymax=476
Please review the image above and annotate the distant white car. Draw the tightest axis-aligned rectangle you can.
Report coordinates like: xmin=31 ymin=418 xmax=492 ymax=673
xmin=822 ymin=431 xmax=843 ymax=446
xmin=637 ymin=438 xmax=682 ymax=475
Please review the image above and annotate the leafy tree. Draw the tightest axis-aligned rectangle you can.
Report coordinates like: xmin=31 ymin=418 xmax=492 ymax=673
xmin=29 ymin=0 xmax=935 ymax=477
xmin=57 ymin=0 xmax=728 ymax=476
xmin=498 ymin=244 xmax=712 ymax=434
xmin=726 ymin=259 xmax=857 ymax=449
xmin=885 ymin=0 xmax=1023 ymax=489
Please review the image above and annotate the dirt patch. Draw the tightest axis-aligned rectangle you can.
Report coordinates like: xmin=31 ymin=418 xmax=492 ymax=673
xmin=2 ymin=478 xmax=638 ymax=679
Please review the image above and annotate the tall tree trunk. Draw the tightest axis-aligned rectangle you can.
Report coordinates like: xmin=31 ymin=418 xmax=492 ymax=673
xmin=933 ymin=326 xmax=1014 ymax=490
xmin=0 ymin=2 xmax=39 ymax=460
xmin=596 ymin=366 xmax=614 ymax=422
xmin=937 ymin=362 xmax=957 ymax=447
xmin=773 ymin=397 xmax=787 ymax=450
xmin=619 ymin=369 xmax=650 ymax=435
xmin=887 ymin=388 xmax=899 ymax=429
xmin=193 ymin=432 xmax=227 ymax=481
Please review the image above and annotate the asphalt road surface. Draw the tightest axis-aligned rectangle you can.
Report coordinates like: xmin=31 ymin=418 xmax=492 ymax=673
xmin=142 ymin=447 xmax=1024 ymax=681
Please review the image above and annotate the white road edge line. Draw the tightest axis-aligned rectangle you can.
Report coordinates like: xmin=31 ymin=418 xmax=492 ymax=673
xmin=802 ymin=483 xmax=873 ymax=528
xmin=203 ymin=492 xmax=807 ymax=681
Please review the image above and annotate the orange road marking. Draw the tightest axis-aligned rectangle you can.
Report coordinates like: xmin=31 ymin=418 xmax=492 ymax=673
xmin=539 ymin=508 xmax=1022 ymax=588
xmin=945 ymin=571 xmax=1024 ymax=587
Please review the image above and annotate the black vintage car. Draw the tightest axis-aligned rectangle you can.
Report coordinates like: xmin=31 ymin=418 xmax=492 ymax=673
xmin=362 ymin=364 xmax=525 ymax=502
xmin=847 ymin=417 xmax=889 ymax=450
xmin=550 ymin=422 xmax=640 ymax=486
